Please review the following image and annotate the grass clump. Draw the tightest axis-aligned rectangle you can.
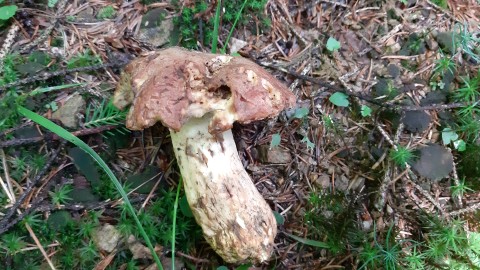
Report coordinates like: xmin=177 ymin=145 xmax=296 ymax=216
xmin=173 ymin=0 xmax=270 ymax=49
xmin=358 ymin=225 xmax=403 ymax=270
xmin=303 ymin=191 xmax=360 ymax=254
xmin=67 ymin=49 xmax=102 ymax=69
xmin=453 ymin=71 xmax=480 ymax=143
xmin=389 ymin=146 xmax=415 ymax=168
xmin=97 ymin=6 xmax=116 ymax=20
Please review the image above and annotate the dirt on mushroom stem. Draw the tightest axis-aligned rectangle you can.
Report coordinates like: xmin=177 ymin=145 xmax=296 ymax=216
xmin=170 ymin=112 xmax=277 ymax=263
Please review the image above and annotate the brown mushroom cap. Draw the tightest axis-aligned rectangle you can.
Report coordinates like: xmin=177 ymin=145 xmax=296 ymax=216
xmin=113 ymin=47 xmax=296 ymax=133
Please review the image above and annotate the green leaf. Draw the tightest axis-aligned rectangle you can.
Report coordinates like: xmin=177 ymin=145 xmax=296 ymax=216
xmin=0 ymin=5 xmax=18 ymax=20
xmin=217 ymin=267 xmax=229 ymax=270
xmin=454 ymin=139 xmax=466 ymax=151
xmin=293 ymin=107 xmax=309 ymax=119
xmin=361 ymin=105 xmax=372 ymax=117
xmin=329 ymin=92 xmax=349 ymax=107
xmin=270 ymin=133 xmax=281 ymax=149
xmin=273 ymin=211 xmax=285 ymax=225
xmin=302 ymin=136 xmax=315 ymax=149
xmin=326 ymin=37 xmax=341 ymax=52
xmin=286 ymin=233 xmax=330 ymax=249
xmin=442 ymin=128 xmax=459 ymax=145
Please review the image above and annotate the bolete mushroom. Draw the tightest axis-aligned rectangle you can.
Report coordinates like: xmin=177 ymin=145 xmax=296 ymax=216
xmin=113 ymin=47 xmax=296 ymax=263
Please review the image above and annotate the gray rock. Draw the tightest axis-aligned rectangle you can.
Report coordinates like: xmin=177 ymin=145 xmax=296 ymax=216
xmin=258 ymin=145 xmax=292 ymax=164
xmin=92 ymin=224 xmax=121 ymax=253
xmin=136 ymin=8 xmax=173 ymax=47
xmin=51 ymin=94 xmax=86 ymax=128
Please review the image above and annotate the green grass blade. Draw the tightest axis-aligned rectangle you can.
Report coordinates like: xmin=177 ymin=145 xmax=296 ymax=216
xmin=29 ymin=83 xmax=85 ymax=96
xmin=221 ymin=0 xmax=249 ymax=54
xmin=211 ymin=0 xmax=222 ymax=53
xmin=285 ymin=233 xmax=331 ymax=249
xmin=17 ymin=105 xmax=164 ymax=270
xmin=171 ymin=177 xmax=182 ymax=270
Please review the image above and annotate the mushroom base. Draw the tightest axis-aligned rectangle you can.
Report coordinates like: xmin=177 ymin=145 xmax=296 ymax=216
xmin=170 ymin=114 xmax=277 ymax=263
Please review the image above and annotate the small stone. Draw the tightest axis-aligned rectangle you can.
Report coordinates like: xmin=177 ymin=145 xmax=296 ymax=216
xmin=51 ymin=94 xmax=86 ymax=128
xmin=229 ymin=38 xmax=248 ymax=54
xmin=335 ymin=175 xmax=349 ymax=192
xmin=127 ymin=235 xmax=152 ymax=260
xmin=92 ymin=224 xmax=121 ymax=253
xmin=258 ymin=145 xmax=292 ymax=164
xmin=314 ymin=173 xmax=331 ymax=189
xmin=158 ymin=257 xmax=185 ymax=270
xmin=76 ymin=6 xmax=95 ymax=23
xmin=426 ymin=37 xmax=438 ymax=51
xmin=436 ymin=32 xmax=456 ymax=54
xmin=136 ymin=8 xmax=173 ymax=47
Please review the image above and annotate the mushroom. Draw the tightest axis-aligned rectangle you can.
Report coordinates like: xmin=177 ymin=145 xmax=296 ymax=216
xmin=113 ymin=47 xmax=296 ymax=263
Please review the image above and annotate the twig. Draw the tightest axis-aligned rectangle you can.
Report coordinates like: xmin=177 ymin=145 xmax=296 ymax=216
xmin=0 ymin=125 xmax=121 ymax=148
xmin=175 ymin=250 xmax=210 ymax=264
xmin=450 ymin=153 xmax=463 ymax=208
xmin=0 ymin=148 xmax=57 ymax=269
xmin=18 ymin=0 xmax=67 ymax=54
xmin=448 ymin=201 xmax=480 ymax=217
xmin=0 ymin=141 xmax=66 ymax=231
xmin=0 ymin=61 xmax=128 ymax=93
xmin=25 ymin=223 xmax=57 ymax=270
xmin=0 ymin=24 xmax=20 ymax=75
xmin=0 ymin=149 xmax=15 ymax=202
xmin=373 ymin=124 xmax=401 ymax=211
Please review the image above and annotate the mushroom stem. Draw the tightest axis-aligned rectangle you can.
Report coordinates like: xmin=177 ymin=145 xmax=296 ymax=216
xmin=170 ymin=113 xmax=277 ymax=263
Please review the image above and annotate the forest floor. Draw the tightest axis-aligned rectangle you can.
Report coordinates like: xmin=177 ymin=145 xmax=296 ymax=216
xmin=1 ymin=0 xmax=480 ymax=269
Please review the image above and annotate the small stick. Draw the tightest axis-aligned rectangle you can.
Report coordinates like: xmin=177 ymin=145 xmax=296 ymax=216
xmin=0 ymin=125 xmax=120 ymax=148
xmin=175 ymin=251 xmax=210 ymax=264
xmin=450 ymin=152 xmax=463 ymax=208
xmin=448 ymin=201 xmax=480 ymax=217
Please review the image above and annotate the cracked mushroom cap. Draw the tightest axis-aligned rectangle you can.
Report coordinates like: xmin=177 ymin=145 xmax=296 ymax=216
xmin=113 ymin=47 xmax=296 ymax=133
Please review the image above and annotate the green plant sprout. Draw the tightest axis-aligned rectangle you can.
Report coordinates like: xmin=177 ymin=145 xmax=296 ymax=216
xmin=326 ymin=37 xmax=341 ymax=52
xmin=361 ymin=105 xmax=372 ymax=117
xmin=455 ymin=71 xmax=480 ymax=103
xmin=49 ymin=184 xmax=73 ymax=205
xmin=97 ymin=6 xmax=115 ymax=20
xmin=402 ymin=244 xmax=426 ymax=270
xmin=432 ymin=53 xmax=456 ymax=79
xmin=389 ymin=146 xmax=415 ymax=168
xmin=455 ymin=23 xmax=480 ymax=63
xmin=450 ymin=177 xmax=473 ymax=198
xmin=84 ymin=99 xmax=128 ymax=129
xmin=442 ymin=128 xmax=466 ymax=151
xmin=359 ymin=225 xmax=403 ymax=270
xmin=67 ymin=49 xmax=102 ymax=69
